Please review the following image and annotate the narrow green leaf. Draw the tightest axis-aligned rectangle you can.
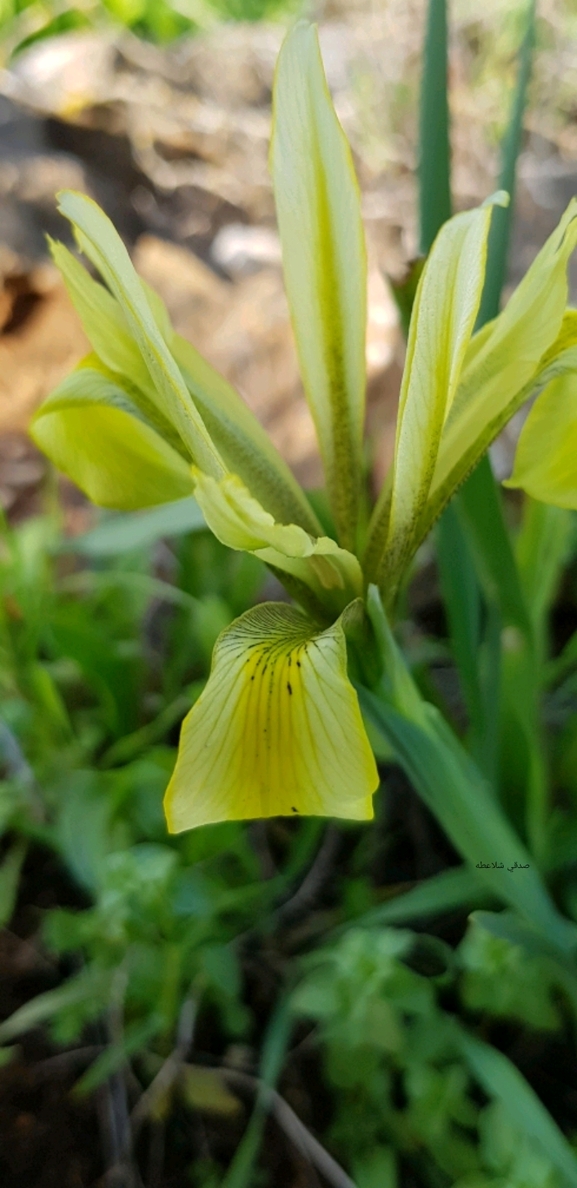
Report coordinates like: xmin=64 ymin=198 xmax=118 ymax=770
xmin=270 ymin=22 xmax=367 ymax=551
xmin=30 ymin=368 xmax=194 ymax=510
xmin=436 ymin=503 xmax=483 ymax=733
xmin=361 ymin=691 xmax=574 ymax=952
xmin=336 ymin=866 xmax=490 ymax=934
xmin=64 ymin=497 xmax=205 ymax=557
xmin=477 ymin=0 xmax=536 ymax=325
xmin=361 ymin=587 xmax=577 ymax=953
xmin=455 ymin=1025 xmax=577 ymax=1187
xmin=0 ymin=840 xmax=26 ymax=929
xmin=456 ymin=462 xmax=530 ymax=634
xmin=55 ymin=191 xmax=224 ymax=477
xmin=74 ymin=1014 xmax=163 ymax=1097
xmin=418 ymin=0 xmax=451 ymax=254
xmin=0 ymin=968 xmax=110 ymax=1045
xmin=222 ymin=997 xmax=292 ymax=1188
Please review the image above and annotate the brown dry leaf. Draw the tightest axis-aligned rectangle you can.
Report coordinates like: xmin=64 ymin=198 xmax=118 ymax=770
xmin=181 ymin=1064 xmax=241 ymax=1117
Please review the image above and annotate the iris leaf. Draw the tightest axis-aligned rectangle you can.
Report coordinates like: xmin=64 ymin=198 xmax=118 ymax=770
xmin=360 ymin=587 xmax=577 ymax=953
xmin=455 ymin=1025 xmax=577 ymax=1186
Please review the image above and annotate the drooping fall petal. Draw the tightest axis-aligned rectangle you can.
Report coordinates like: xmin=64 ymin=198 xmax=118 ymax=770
xmin=30 ymin=367 xmax=194 ymax=510
xmin=164 ymin=602 xmax=378 ymax=830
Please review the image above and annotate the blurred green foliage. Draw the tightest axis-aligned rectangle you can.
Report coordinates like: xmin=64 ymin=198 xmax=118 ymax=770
xmin=1 ymin=498 xmax=577 ymax=1184
xmin=0 ymin=0 xmax=297 ymax=58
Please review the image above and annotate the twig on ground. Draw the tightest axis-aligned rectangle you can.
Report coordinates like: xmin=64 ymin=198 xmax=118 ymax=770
xmin=276 ymin=825 xmax=341 ymax=924
xmin=130 ymin=996 xmax=197 ymax=1137
xmin=219 ymin=1067 xmax=357 ymax=1188
xmin=32 ymin=1045 xmax=104 ymax=1080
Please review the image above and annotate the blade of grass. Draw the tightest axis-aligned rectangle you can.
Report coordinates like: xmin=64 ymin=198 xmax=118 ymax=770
xmin=222 ymin=995 xmax=293 ymax=1188
xmin=0 ymin=840 xmax=27 ymax=929
xmin=361 ymin=588 xmax=577 ymax=954
xmin=333 ymin=865 xmax=492 ymax=935
xmin=360 ymin=689 xmax=575 ymax=953
xmin=417 ymin=0 xmax=502 ymax=784
xmin=418 ymin=0 xmax=451 ymax=253
xmin=436 ymin=502 xmax=491 ymax=772
xmin=477 ymin=0 xmax=536 ymax=326
xmin=437 ymin=0 xmax=542 ymax=852
xmin=63 ymin=498 xmax=205 ymax=557
xmin=455 ymin=1024 xmax=577 ymax=1187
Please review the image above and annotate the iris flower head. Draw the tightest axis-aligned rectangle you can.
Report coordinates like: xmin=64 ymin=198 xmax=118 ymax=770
xmin=31 ymin=23 xmax=577 ymax=831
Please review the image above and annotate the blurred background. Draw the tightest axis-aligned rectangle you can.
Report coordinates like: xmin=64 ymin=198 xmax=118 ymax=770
xmin=0 ymin=0 xmax=576 ymax=523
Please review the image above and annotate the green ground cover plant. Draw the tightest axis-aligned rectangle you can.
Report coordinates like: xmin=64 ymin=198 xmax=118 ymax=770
xmin=3 ymin=1 xmax=577 ymax=1185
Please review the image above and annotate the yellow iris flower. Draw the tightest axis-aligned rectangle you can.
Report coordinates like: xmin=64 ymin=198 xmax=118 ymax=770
xmin=30 ymin=23 xmax=577 ymax=830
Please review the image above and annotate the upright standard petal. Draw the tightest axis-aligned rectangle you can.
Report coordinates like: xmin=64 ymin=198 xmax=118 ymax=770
xmin=270 ymin=22 xmax=367 ymax=552
xmin=49 ymin=239 xmax=156 ymax=394
xmin=365 ymin=195 xmax=504 ymax=592
xmin=164 ymin=603 xmax=378 ymax=830
xmin=30 ymin=367 xmax=194 ymax=509
xmin=55 ymin=190 xmax=225 ymax=478
xmin=192 ymin=469 xmax=363 ymax=615
xmin=432 ymin=200 xmax=577 ymax=504
xmin=505 ymin=374 xmax=577 ymax=507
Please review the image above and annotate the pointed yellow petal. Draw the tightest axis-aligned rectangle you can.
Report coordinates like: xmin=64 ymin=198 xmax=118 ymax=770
xmin=366 ymin=195 xmax=504 ymax=589
xmin=30 ymin=368 xmax=194 ymax=509
xmin=271 ymin=23 xmax=367 ymax=551
xmin=55 ymin=190 xmax=224 ymax=478
xmin=192 ymin=469 xmax=362 ymax=609
xmin=433 ymin=199 xmax=577 ymax=500
xmin=48 ymin=239 xmax=153 ymax=394
xmin=415 ymin=308 xmax=577 ymax=549
xmin=505 ymin=373 xmax=577 ymax=507
xmin=49 ymin=233 xmax=322 ymax=538
xmin=164 ymin=603 xmax=378 ymax=830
